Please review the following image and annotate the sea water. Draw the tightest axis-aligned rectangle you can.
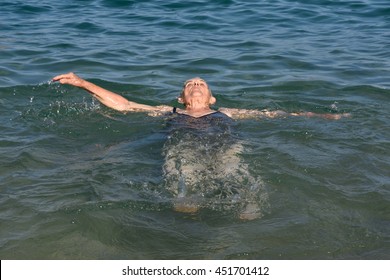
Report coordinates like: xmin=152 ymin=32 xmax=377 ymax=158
xmin=0 ymin=0 xmax=389 ymax=259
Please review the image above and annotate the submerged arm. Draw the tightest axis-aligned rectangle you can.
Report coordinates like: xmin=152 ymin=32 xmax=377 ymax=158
xmin=52 ymin=72 xmax=171 ymax=113
xmin=219 ymin=107 xmax=350 ymax=120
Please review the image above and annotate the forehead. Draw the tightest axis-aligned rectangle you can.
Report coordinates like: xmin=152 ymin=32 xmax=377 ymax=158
xmin=184 ymin=77 xmax=208 ymax=85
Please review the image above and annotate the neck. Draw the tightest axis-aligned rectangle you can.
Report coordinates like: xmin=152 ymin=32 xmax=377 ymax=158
xmin=181 ymin=103 xmax=214 ymax=118
xmin=184 ymin=99 xmax=210 ymax=112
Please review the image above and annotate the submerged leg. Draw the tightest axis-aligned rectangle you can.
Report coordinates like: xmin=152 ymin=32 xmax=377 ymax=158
xmin=163 ymin=146 xmax=206 ymax=214
xmin=239 ymin=202 xmax=262 ymax=220
xmin=172 ymin=175 xmax=201 ymax=213
xmin=215 ymin=142 xmax=265 ymax=220
xmin=163 ymin=140 xmax=267 ymax=219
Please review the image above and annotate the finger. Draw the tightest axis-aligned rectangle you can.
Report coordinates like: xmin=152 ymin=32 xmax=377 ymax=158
xmin=52 ymin=74 xmax=68 ymax=81
xmin=52 ymin=72 xmax=74 ymax=81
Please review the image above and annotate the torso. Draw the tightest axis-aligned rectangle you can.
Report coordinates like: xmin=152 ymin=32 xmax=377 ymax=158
xmin=169 ymin=107 xmax=233 ymax=131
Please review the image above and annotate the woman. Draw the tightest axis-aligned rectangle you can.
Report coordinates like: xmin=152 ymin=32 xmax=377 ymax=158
xmin=52 ymin=73 xmax=349 ymax=219
xmin=52 ymin=72 xmax=349 ymax=120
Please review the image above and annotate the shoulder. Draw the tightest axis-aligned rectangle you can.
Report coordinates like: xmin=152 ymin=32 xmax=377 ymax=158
xmin=218 ymin=107 xmax=254 ymax=119
xmin=218 ymin=107 xmax=234 ymax=118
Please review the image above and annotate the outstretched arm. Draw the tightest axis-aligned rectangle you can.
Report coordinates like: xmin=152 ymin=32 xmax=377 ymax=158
xmin=52 ymin=72 xmax=171 ymax=113
xmin=219 ymin=107 xmax=350 ymax=120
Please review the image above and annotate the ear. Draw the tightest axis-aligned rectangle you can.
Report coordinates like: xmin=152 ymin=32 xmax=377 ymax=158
xmin=177 ymin=97 xmax=184 ymax=104
xmin=209 ymin=96 xmax=216 ymax=105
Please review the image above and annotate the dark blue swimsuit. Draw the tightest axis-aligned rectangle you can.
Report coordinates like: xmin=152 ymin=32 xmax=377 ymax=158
xmin=169 ymin=107 xmax=233 ymax=134
xmin=167 ymin=108 xmax=237 ymax=152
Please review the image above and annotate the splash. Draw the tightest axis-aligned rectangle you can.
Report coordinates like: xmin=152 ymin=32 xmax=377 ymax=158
xmin=330 ymin=101 xmax=338 ymax=111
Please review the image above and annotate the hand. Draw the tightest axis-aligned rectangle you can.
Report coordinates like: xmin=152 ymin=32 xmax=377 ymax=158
xmin=52 ymin=72 xmax=86 ymax=87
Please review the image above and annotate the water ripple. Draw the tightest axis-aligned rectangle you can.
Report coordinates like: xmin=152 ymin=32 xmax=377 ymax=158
xmin=0 ymin=0 xmax=389 ymax=259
